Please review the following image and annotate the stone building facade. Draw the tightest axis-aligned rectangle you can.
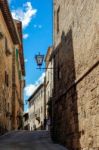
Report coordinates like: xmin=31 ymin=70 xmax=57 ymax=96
xmin=45 ymin=46 xmax=54 ymax=130
xmin=28 ymin=84 xmax=45 ymax=130
xmin=0 ymin=0 xmax=25 ymax=133
xmin=0 ymin=10 xmax=13 ymax=133
xmin=12 ymin=20 xmax=25 ymax=130
xmin=23 ymin=112 xmax=29 ymax=130
xmin=52 ymin=0 xmax=99 ymax=150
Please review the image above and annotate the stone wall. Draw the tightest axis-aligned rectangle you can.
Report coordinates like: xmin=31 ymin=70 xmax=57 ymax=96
xmin=52 ymin=0 xmax=99 ymax=149
xmin=0 ymin=9 xmax=24 ymax=132
xmin=45 ymin=47 xmax=54 ymax=121
xmin=0 ymin=11 xmax=13 ymax=132
xmin=12 ymin=45 xmax=23 ymax=130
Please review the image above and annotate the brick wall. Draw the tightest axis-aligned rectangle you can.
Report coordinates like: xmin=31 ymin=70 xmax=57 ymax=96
xmin=52 ymin=0 xmax=99 ymax=149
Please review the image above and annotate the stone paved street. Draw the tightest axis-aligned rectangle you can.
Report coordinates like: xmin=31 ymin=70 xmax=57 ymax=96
xmin=0 ymin=130 xmax=67 ymax=150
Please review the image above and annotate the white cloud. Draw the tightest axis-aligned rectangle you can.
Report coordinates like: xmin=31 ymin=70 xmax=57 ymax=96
xmin=33 ymin=24 xmax=37 ymax=28
xmin=23 ymin=34 xmax=29 ymax=39
xmin=8 ymin=0 xmax=12 ymax=4
xmin=33 ymin=24 xmax=42 ymax=29
xmin=36 ymin=72 xmax=45 ymax=85
xmin=24 ymin=84 xmax=36 ymax=97
xmin=24 ymin=72 xmax=45 ymax=97
xmin=38 ymin=25 xmax=42 ymax=29
xmin=25 ymin=108 xmax=29 ymax=113
xmin=24 ymin=59 xmax=28 ymax=63
xmin=12 ymin=2 xmax=37 ymax=29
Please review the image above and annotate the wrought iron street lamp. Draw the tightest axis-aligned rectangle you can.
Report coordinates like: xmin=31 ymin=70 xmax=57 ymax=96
xmin=35 ymin=52 xmax=44 ymax=69
xmin=35 ymin=52 xmax=55 ymax=70
xmin=35 ymin=52 xmax=57 ymax=70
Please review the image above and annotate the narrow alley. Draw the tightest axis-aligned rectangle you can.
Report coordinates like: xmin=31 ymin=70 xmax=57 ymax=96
xmin=0 ymin=130 xmax=67 ymax=150
xmin=0 ymin=0 xmax=99 ymax=149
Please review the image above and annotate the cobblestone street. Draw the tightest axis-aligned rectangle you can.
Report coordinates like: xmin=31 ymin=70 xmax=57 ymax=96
xmin=0 ymin=130 xmax=67 ymax=150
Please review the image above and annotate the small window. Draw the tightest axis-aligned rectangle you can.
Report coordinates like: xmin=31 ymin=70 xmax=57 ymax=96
xmin=4 ymin=99 xmax=6 ymax=110
xmin=0 ymin=32 xmax=3 ymax=39
xmin=8 ymin=103 xmax=9 ymax=111
xmin=57 ymin=67 xmax=62 ymax=80
xmin=41 ymin=107 xmax=43 ymax=113
xmin=5 ymin=71 xmax=9 ymax=87
xmin=5 ymin=37 xmax=11 ymax=55
xmin=5 ymin=37 xmax=7 ymax=50
xmin=57 ymin=6 xmax=60 ymax=33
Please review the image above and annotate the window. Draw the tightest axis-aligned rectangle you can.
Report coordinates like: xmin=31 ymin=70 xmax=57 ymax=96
xmin=19 ymin=70 xmax=21 ymax=80
xmin=0 ymin=32 xmax=3 ymax=39
xmin=4 ymin=99 xmax=6 ymax=111
xmin=5 ymin=71 xmax=9 ymax=87
xmin=57 ymin=67 xmax=62 ymax=80
xmin=5 ymin=37 xmax=11 ymax=55
xmin=5 ymin=37 xmax=7 ymax=50
xmin=41 ymin=106 xmax=43 ymax=113
xmin=41 ymin=90 xmax=42 ymax=97
xmin=48 ymin=91 xmax=49 ymax=98
xmin=57 ymin=6 xmax=60 ymax=33
xmin=8 ymin=103 xmax=9 ymax=112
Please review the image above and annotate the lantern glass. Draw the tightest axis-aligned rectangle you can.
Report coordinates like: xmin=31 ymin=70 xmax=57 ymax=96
xmin=35 ymin=53 xmax=44 ymax=67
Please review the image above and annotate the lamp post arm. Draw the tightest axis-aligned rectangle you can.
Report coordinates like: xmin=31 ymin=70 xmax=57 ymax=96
xmin=36 ymin=67 xmax=57 ymax=70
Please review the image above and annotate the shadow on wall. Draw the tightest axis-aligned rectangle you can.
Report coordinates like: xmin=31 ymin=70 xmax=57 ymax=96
xmin=51 ymin=29 xmax=81 ymax=150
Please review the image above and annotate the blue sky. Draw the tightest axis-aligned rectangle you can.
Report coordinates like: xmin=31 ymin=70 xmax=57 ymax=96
xmin=9 ymin=0 xmax=53 ymax=111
